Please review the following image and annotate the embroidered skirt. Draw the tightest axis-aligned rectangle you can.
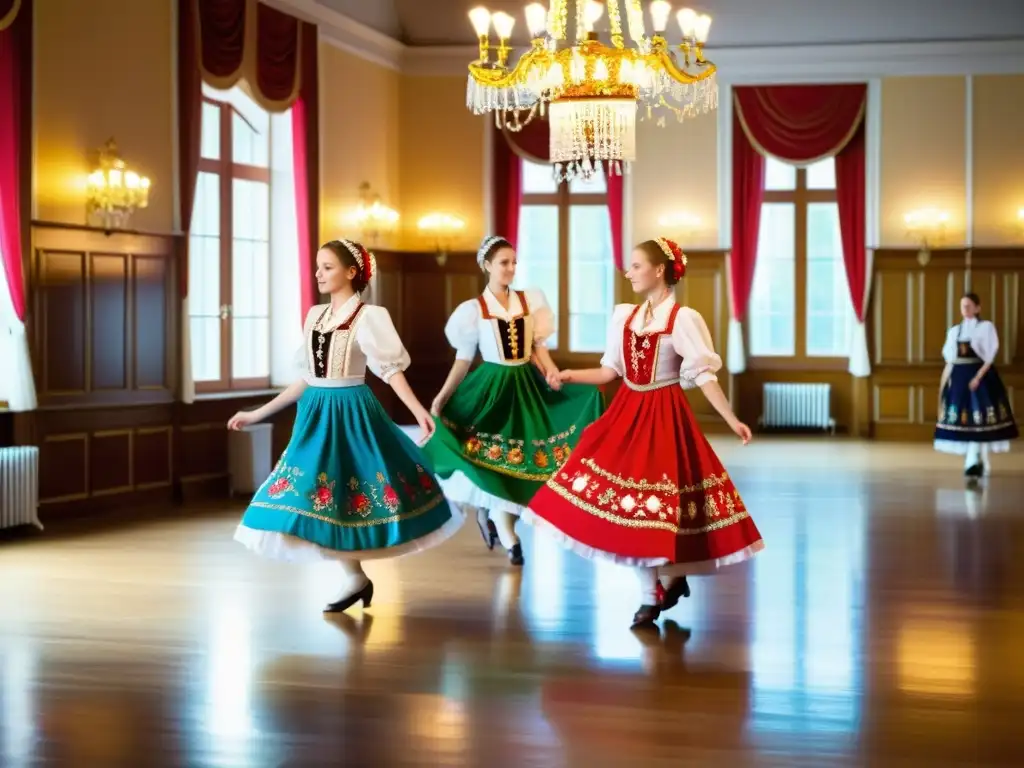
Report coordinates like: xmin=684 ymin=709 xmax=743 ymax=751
xmin=422 ymin=362 xmax=605 ymax=513
xmin=234 ymin=383 xmax=462 ymax=562
xmin=934 ymin=360 xmax=1019 ymax=453
xmin=522 ymin=382 xmax=764 ymax=573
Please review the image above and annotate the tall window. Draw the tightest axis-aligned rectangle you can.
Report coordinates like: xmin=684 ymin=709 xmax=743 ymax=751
xmin=517 ymin=161 xmax=615 ymax=354
xmin=190 ymin=84 xmax=299 ymax=391
xmin=747 ymin=156 xmax=853 ymax=360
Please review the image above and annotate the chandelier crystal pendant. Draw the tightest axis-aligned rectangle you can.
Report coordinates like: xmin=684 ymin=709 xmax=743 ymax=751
xmin=466 ymin=1 xmax=718 ymax=181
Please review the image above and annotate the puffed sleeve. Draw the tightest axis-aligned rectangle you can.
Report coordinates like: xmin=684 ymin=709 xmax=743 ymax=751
xmin=293 ymin=305 xmax=320 ymax=374
xmin=975 ymin=320 xmax=1000 ymax=364
xmin=941 ymin=326 xmax=958 ymax=364
xmin=525 ymin=287 xmax=555 ymax=347
xmin=673 ymin=307 xmax=723 ymax=389
xmin=599 ymin=304 xmax=634 ymax=377
xmin=357 ymin=306 xmax=411 ymax=382
xmin=444 ymin=299 xmax=481 ymax=362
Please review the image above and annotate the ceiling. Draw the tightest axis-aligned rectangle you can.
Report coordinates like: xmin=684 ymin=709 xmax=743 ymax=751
xmin=315 ymin=0 xmax=1024 ymax=48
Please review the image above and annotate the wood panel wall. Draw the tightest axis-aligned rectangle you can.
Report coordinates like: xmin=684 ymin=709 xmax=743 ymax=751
xmin=869 ymin=247 xmax=1024 ymax=440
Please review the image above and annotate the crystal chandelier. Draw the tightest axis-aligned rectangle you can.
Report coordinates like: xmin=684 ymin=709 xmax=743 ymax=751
xmin=466 ymin=1 xmax=718 ymax=180
xmin=85 ymin=138 xmax=151 ymax=230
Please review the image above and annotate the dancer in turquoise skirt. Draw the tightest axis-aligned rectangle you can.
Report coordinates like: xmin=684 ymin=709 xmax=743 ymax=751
xmin=229 ymin=239 xmax=462 ymax=613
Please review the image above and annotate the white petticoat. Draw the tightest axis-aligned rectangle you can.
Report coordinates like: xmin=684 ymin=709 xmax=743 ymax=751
xmin=437 ymin=470 xmax=526 ymax=518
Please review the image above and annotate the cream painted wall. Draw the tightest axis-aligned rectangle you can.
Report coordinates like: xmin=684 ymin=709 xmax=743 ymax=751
xmin=34 ymin=0 xmax=174 ymax=232
xmin=319 ymin=45 xmax=401 ymax=248
xmin=397 ymin=76 xmax=485 ymax=252
xmin=973 ymin=75 xmax=1024 ymax=247
xmin=632 ymin=111 xmax=719 ymax=249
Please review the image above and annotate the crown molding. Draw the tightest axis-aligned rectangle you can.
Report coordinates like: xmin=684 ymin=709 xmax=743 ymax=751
xmin=403 ymin=39 xmax=1024 ymax=80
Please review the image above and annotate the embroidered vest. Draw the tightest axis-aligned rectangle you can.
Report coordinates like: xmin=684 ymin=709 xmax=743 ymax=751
xmin=478 ymin=290 xmax=532 ymax=363
xmin=310 ymin=302 xmax=365 ymax=378
xmin=623 ymin=303 xmax=681 ymax=387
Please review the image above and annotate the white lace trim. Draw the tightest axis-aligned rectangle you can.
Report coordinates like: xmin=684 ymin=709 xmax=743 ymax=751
xmin=934 ymin=439 xmax=1012 ymax=455
xmin=437 ymin=471 xmax=526 ymax=517
xmin=520 ymin=507 xmax=765 ymax=574
xmin=233 ymin=507 xmax=465 ymax=563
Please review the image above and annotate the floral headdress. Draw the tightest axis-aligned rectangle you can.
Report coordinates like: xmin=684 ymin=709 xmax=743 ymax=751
xmin=654 ymin=237 xmax=687 ymax=280
xmin=476 ymin=235 xmax=511 ymax=270
xmin=339 ymin=239 xmax=376 ymax=285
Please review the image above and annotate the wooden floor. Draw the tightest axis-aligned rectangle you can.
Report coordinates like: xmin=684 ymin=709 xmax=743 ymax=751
xmin=2 ymin=439 xmax=1024 ymax=767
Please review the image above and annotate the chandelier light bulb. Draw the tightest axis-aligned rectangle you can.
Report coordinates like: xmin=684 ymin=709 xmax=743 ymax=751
xmin=649 ymin=0 xmax=672 ymax=33
xmin=676 ymin=8 xmax=697 ymax=38
xmin=492 ymin=11 xmax=515 ymax=39
xmin=584 ymin=0 xmax=604 ymax=30
xmin=468 ymin=6 xmax=492 ymax=36
xmin=524 ymin=3 xmax=548 ymax=37
xmin=694 ymin=13 xmax=712 ymax=44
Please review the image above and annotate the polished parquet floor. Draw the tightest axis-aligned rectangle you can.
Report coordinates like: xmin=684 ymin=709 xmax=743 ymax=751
xmin=2 ymin=439 xmax=1024 ymax=767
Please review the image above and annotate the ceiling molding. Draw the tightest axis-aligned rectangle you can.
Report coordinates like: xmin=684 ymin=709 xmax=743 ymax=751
xmin=403 ymin=39 xmax=1024 ymax=81
xmin=266 ymin=0 xmax=1024 ymax=81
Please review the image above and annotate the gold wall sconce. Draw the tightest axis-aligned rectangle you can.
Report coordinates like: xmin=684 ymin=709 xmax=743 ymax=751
xmin=85 ymin=138 xmax=151 ymax=231
xmin=657 ymin=211 xmax=702 ymax=242
xmin=352 ymin=181 xmax=398 ymax=245
xmin=904 ymin=208 xmax=949 ymax=266
xmin=418 ymin=212 xmax=465 ymax=267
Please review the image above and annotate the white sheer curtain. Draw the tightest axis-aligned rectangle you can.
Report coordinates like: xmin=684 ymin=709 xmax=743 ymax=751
xmin=0 ymin=245 xmax=37 ymax=411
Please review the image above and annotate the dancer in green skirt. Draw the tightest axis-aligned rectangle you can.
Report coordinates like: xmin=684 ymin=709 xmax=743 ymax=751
xmin=229 ymin=240 xmax=461 ymax=613
xmin=423 ymin=235 xmax=605 ymax=566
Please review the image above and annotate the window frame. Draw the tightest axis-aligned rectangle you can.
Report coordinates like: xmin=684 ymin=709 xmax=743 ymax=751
xmin=746 ymin=162 xmax=849 ymax=371
xmin=519 ymin=161 xmax=609 ymax=363
xmin=194 ymin=95 xmax=272 ymax=393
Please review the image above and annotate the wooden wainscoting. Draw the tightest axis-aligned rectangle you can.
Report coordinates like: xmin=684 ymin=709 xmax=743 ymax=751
xmin=869 ymin=247 xmax=1024 ymax=441
xmin=25 ymin=222 xmax=180 ymax=515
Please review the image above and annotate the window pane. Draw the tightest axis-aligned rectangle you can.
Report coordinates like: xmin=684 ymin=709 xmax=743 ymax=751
xmin=189 ymin=172 xmax=222 ymax=382
xmin=748 ymin=202 xmax=796 ymax=356
xmin=805 ymin=202 xmax=852 ymax=357
xmin=806 ymin=157 xmax=836 ymax=190
xmin=517 ymin=205 xmax=559 ymax=349
xmin=569 ymin=206 xmax=614 ymax=352
xmin=232 ymin=110 xmax=269 ymax=168
xmin=569 ymin=165 xmax=606 ymax=194
xmin=201 ymin=102 xmax=220 ymax=160
xmin=522 ymin=160 xmax=558 ymax=194
xmin=232 ymin=179 xmax=270 ymax=380
xmin=764 ymin=155 xmax=796 ymax=191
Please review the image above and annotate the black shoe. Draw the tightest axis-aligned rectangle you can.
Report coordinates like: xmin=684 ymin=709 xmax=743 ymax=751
xmin=965 ymin=463 xmax=983 ymax=478
xmin=324 ymin=580 xmax=373 ymax=614
xmin=631 ymin=604 xmax=661 ymax=629
xmin=477 ymin=511 xmax=499 ymax=551
xmin=508 ymin=542 xmax=524 ymax=566
xmin=660 ymin=576 xmax=691 ymax=611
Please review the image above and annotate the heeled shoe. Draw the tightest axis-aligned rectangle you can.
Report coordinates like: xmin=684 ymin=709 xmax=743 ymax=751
xmin=324 ymin=580 xmax=374 ymax=614
xmin=631 ymin=604 xmax=661 ymax=629
xmin=508 ymin=542 xmax=524 ymax=566
xmin=477 ymin=513 xmax=499 ymax=550
xmin=660 ymin=576 xmax=691 ymax=611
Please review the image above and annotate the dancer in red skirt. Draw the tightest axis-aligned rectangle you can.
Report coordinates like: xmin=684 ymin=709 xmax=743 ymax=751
xmin=522 ymin=237 xmax=764 ymax=629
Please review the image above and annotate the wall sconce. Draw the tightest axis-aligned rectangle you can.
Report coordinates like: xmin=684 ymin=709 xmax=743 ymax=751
xmin=904 ymin=208 xmax=949 ymax=266
xmin=657 ymin=211 xmax=702 ymax=242
xmin=1017 ymin=207 xmax=1024 ymax=238
xmin=418 ymin=213 xmax=465 ymax=266
xmin=85 ymin=138 xmax=151 ymax=231
xmin=352 ymin=181 xmax=398 ymax=245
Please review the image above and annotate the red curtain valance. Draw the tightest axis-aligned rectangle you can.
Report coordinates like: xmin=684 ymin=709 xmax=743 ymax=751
xmin=734 ymin=84 xmax=866 ymax=165
xmin=0 ymin=0 xmax=20 ymax=31
xmin=193 ymin=0 xmax=303 ymax=111
xmin=503 ymin=120 xmax=550 ymax=163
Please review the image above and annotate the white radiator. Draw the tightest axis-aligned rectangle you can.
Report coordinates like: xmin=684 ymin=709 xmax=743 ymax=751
xmin=0 ymin=446 xmax=42 ymax=531
xmin=758 ymin=383 xmax=836 ymax=434
xmin=228 ymin=423 xmax=274 ymax=495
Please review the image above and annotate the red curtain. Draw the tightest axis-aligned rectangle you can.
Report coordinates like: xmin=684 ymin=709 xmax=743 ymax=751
xmin=733 ymin=84 xmax=868 ymax=329
xmin=0 ymin=0 xmax=30 ymax=322
xmin=493 ymin=118 xmax=625 ymax=269
xmin=730 ymin=110 xmax=765 ymax=328
xmin=178 ymin=0 xmax=318 ymax=318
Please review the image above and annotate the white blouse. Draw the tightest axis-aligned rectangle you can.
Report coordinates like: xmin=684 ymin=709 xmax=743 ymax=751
xmin=599 ymin=300 xmax=722 ymax=389
xmin=941 ymin=317 xmax=999 ymax=364
xmin=298 ymin=294 xmax=411 ymax=383
xmin=445 ymin=286 xmax=556 ymax=365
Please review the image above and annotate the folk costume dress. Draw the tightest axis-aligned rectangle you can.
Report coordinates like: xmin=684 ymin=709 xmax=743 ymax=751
xmin=522 ymin=299 xmax=764 ymax=574
xmin=234 ymin=294 xmax=461 ymax=562
xmin=424 ymin=287 xmax=605 ymax=521
xmin=934 ymin=317 xmax=1018 ymax=473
